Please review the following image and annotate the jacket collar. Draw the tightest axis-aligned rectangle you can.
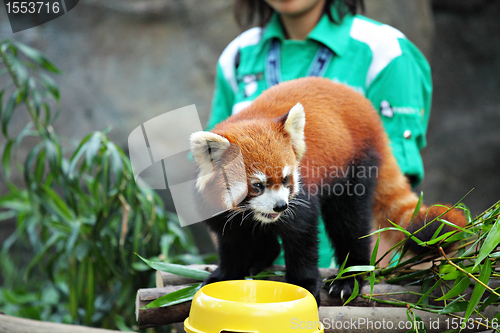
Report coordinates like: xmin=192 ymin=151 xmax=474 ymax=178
xmin=261 ymin=12 xmax=353 ymax=57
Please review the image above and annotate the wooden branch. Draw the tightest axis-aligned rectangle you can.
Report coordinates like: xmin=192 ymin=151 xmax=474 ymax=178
xmin=136 ymin=285 xmax=193 ymax=328
xmin=0 ymin=314 xmax=122 ymax=333
xmin=155 ymin=264 xmax=217 ymax=287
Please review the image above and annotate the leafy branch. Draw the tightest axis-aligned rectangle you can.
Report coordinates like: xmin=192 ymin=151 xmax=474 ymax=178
xmin=0 ymin=38 xmax=202 ymax=330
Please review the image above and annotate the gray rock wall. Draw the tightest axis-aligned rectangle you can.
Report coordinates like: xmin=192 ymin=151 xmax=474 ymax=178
xmin=0 ymin=0 xmax=498 ymax=229
xmin=419 ymin=0 xmax=500 ymax=213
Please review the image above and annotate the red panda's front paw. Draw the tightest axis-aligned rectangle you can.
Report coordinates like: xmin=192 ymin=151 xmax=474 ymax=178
xmin=202 ymin=272 xmax=222 ymax=286
xmin=327 ymin=276 xmax=363 ymax=301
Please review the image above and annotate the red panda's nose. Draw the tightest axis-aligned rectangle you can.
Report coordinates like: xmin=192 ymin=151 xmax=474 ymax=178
xmin=273 ymin=201 xmax=288 ymax=213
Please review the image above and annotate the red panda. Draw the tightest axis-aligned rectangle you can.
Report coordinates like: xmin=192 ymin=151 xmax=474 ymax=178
xmin=190 ymin=77 xmax=466 ymax=304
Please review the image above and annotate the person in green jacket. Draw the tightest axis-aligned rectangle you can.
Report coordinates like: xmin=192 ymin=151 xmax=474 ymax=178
xmin=206 ymin=0 xmax=432 ymax=268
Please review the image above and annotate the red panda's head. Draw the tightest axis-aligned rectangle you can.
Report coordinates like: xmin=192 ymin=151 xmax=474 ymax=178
xmin=190 ymin=103 xmax=306 ymax=223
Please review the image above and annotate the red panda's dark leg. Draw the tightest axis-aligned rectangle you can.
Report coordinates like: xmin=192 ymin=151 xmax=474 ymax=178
xmin=319 ymin=152 xmax=379 ymax=299
xmin=247 ymin=229 xmax=281 ymax=276
xmin=204 ymin=214 xmax=281 ymax=285
xmin=204 ymin=216 xmax=253 ymax=284
xmin=276 ymin=192 xmax=322 ymax=305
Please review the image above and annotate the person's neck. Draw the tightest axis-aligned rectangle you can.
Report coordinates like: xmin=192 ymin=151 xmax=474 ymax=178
xmin=280 ymin=3 xmax=325 ymax=40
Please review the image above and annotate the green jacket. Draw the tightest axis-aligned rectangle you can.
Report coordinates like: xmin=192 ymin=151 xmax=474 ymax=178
xmin=207 ymin=12 xmax=432 ymax=268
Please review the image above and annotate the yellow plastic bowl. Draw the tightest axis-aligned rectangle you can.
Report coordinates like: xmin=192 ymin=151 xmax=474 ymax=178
xmin=184 ymin=280 xmax=323 ymax=333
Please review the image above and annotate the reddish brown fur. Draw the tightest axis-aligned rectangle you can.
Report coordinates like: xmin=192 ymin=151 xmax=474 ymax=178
xmin=211 ymin=77 xmax=467 ymax=251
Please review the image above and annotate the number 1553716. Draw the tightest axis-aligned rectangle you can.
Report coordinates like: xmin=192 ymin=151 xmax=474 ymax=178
xmin=5 ymin=2 xmax=60 ymax=14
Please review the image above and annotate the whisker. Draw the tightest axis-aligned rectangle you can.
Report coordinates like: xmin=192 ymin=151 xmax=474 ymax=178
xmin=240 ymin=210 xmax=252 ymax=226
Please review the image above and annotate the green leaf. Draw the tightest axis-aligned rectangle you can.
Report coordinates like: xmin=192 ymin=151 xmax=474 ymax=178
xmin=2 ymin=90 xmax=19 ymax=137
xmin=106 ymin=142 xmax=124 ymax=176
xmin=85 ymin=257 xmax=95 ymax=325
xmin=86 ymin=132 xmax=102 ymax=166
xmin=24 ymin=233 xmax=63 ymax=280
xmin=142 ymin=283 xmax=201 ymax=309
xmin=369 ymin=234 xmax=380 ymax=297
xmin=113 ymin=315 xmax=134 ymax=332
xmin=370 ymin=233 xmax=379 ymax=266
xmin=0 ymin=194 xmax=31 ymax=213
xmin=14 ymin=42 xmax=61 ymax=73
xmin=68 ymin=136 xmax=91 ymax=178
xmin=465 ymin=259 xmax=492 ymax=320
xmin=0 ymin=89 xmax=4 ymax=118
xmin=436 ymin=276 xmax=470 ymax=301
xmin=136 ymin=254 xmax=210 ymax=280
xmin=410 ymin=192 xmax=424 ymax=224
xmin=44 ymin=138 xmax=61 ymax=171
xmin=66 ymin=221 xmax=81 ymax=253
xmin=39 ymin=72 xmax=60 ymax=102
xmin=42 ymin=185 xmax=75 ymax=221
xmin=438 ymin=296 xmax=468 ymax=314
xmin=475 ymin=215 xmax=500 ymax=269
xmin=343 ymin=278 xmax=359 ymax=306
xmin=424 ymin=231 xmax=457 ymax=246
xmin=406 ymin=309 xmax=427 ymax=333
xmin=340 ymin=265 xmax=375 ymax=274
xmin=2 ymin=139 xmax=13 ymax=179
xmin=416 ymin=279 xmax=440 ymax=306
xmin=334 ymin=253 xmax=349 ymax=281
xmin=478 ymin=287 xmax=500 ymax=312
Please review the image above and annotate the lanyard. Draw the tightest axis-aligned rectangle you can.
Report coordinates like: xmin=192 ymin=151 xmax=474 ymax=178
xmin=266 ymin=38 xmax=334 ymax=87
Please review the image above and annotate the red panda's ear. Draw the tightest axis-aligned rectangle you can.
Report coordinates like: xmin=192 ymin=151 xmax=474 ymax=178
xmin=190 ymin=131 xmax=230 ymax=171
xmin=283 ymin=103 xmax=306 ymax=161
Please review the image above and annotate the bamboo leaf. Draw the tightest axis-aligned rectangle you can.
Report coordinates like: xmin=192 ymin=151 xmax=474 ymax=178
xmin=14 ymin=42 xmax=61 ymax=73
xmin=42 ymin=185 xmax=75 ymax=221
xmin=406 ymin=309 xmax=428 ymax=333
xmin=430 ymin=222 xmax=445 ymax=241
xmin=416 ymin=279 xmax=440 ymax=306
xmin=136 ymin=254 xmax=210 ymax=280
xmin=370 ymin=233 xmax=379 ymax=266
xmin=0 ymin=89 xmax=4 ymax=118
xmin=24 ymin=233 xmax=62 ymax=280
xmin=478 ymin=287 xmax=500 ymax=312
xmin=438 ymin=296 xmax=468 ymax=314
xmin=39 ymin=72 xmax=60 ymax=101
xmin=1 ymin=90 xmax=19 ymax=137
xmin=334 ymin=253 xmax=349 ymax=281
xmin=86 ymin=132 xmax=102 ymax=166
xmin=340 ymin=265 xmax=375 ymax=274
xmin=369 ymin=234 xmax=380 ymax=297
xmin=2 ymin=139 xmax=13 ymax=179
xmin=85 ymin=257 xmax=95 ymax=325
xmin=425 ymin=231 xmax=456 ymax=246
xmin=106 ymin=141 xmax=124 ymax=177
xmin=436 ymin=276 xmax=470 ymax=301
xmin=141 ymin=283 xmax=201 ymax=309
xmin=475 ymin=215 xmax=500 ymax=269
xmin=410 ymin=192 xmax=424 ymax=223
xmin=437 ymin=217 xmax=473 ymax=235
xmin=465 ymin=259 xmax=492 ymax=320
xmin=44 ymin=138 xmax=61 ymax=171
xmin=343 ymin=278 xmax=359 ymax=306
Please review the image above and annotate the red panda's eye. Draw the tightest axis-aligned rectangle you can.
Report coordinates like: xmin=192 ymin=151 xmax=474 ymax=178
xmin=252 ymin=183 xmax=264 ymax=192
xmin=282 ymin=176 xmax=289 ymax=185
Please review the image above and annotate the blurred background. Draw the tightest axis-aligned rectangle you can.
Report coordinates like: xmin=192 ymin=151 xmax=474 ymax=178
xmin=0 ymin=0 xmax=499 ymax=328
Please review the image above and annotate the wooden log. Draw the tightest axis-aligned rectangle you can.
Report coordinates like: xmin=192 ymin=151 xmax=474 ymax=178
xmin=318 ymin=305 xmax=500 ymax=333
xmin=136 ymin=285 xmax=194 ymax=328
xmin=155 ymin=264 xmax=217 ymax=287
xmin=0 ymin=314 xmax=122 ymax=333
